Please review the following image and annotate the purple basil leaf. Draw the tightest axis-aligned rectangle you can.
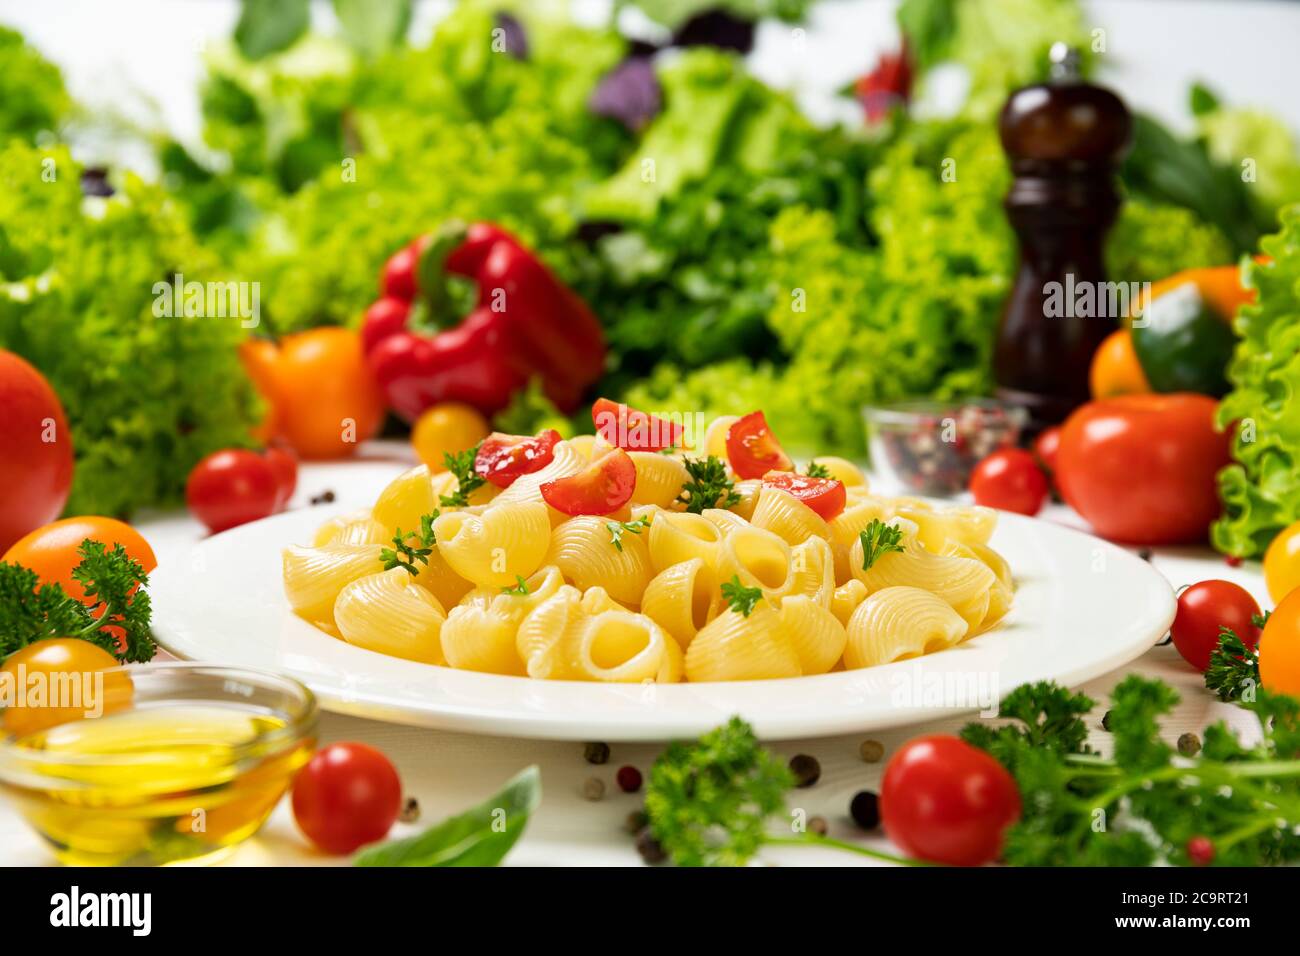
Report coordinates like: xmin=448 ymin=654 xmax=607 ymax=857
xmin=80 ymin=168 xmax=114 ymax=198
xmin=494 ymin=11 xmax=528 ymax=60
xmin=589 ymin=56 xmax=662 ymax=132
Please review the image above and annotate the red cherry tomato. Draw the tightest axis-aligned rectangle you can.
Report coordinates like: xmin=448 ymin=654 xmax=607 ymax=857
xmin=0 ymin=351 xmax=75 ymax=553
xmin=186 ymin=449 xmax=279 ymax=534
xmin=1056 ymin=394 xmax=1230 ymax=545
xmin=761 ymin=471 xmax=847 ymax=521
xmin=263 ymin=445 xmax=299 ymax=512
xmin=725 ymin=411 xmax=793 ymax=480
xmin=969 ymin=448 xmax=1048 ymax=516
xmin=291 ymin=743 xmax=401 ymax=855
xmin=591 ymin=398 xmax=685 ymax=452
xmin=474 ymin=430 xmax=561 ymax=489
xmin=381 ymin=239 xmax=424 ymax=301
xmin=881 ymin=734 xmax=1021 ymax=867
xmin=1033 ymin=426 xmax=1061 ymax=476
xmin=360 ymin=296 xmax=411 ymax=355
xmin=1170 ymin=579 xmax=1262 ymax=672
xmin=540 ymin=448 xmax=637 ymax=516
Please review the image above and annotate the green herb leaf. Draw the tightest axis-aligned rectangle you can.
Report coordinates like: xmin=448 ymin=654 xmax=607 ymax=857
xmin=440 ymin=444 xmax=487 ymax=508
xmin=858 ymin=519 xmax=904 ymax=572
xmin=380 ymin=512 xmax=438 ymax=575
xmin=720 ymin=575 xmax=762 ymax=617
xmin=234 ymin=0 xmax=309 ymax=61
xmin=804 ymin=461 xmax=831 ymax=479
xmin=606 ymin=516 xmax=650 ymax=552
xmin=1205 ymin=626 xmax=1261 ymax=702
xmin=676 ymin=455 xmax=740 ymax=514
xmin=355 ymin=765 xmax=541 ymax=867
xmin=332 ymin=0 xmax=411 ymax=59
xmin=500 ymin=575 xmax=530 ymax=596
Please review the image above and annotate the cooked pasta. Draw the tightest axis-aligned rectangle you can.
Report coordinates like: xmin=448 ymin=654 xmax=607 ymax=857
xmin=282 ymin=411 xmax=1017 ymax=682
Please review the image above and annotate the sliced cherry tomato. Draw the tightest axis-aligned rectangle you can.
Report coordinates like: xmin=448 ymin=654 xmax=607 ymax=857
xmin=475 ymin=429 xmax=562 ymax=489
xmin=360 ymin=296 xmax=411 ymax=355
xmin=380 ymin=239 xmax=424 ymax=301
xmin=540 ymin=447 xmax=636 ymax=516
xmin=1260 ymin=588 xmax=1300 ymax=697
xmin=761 ymin=471 xmax=847 ymax=521
xmin=264 ymin=445 xmax=299 ymax=512
xmin=1033 ymin=426 xmax=1061 ymax=477
xmin=725 ymin=411 xmax=793 ymax=480
xmin=1170 ymin=579 xmax=1262 ymax=672
xmin=291 ymin=742 xmax=402 ymax=855
xmin=0 ymin=638 xmax=134 ymax=739
xmin=186 ymin=449 xmax=279 ymax=534
xmin=1263 ymin=519 xmax=1300 ymax=604
xmin=881 ymin=734 xmax=1020 ymax=867
xmin=592 ymin=398 xmax=685 ymax=452
xmin=969 ymin=448 xmax=1048 ymax=516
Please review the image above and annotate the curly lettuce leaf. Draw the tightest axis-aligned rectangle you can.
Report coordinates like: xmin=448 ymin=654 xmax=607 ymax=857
xmin=0 ymin=26 xmax=69 ymax=143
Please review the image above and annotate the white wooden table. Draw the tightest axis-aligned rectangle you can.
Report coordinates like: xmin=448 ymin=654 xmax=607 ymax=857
xmin=0 ymin=445 xmax=1267 ymax=866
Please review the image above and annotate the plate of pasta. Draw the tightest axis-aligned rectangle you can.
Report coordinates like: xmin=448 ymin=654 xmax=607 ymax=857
xmin=151 ymin=406 xmax=1176 ymax=741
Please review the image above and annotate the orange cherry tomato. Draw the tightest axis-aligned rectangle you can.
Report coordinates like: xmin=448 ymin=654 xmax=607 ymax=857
xmin=0 ymin=638 xmax=134 ymax=739
xmin=540 ymin=448 xmax=637 ymax=516
xmin=411 ymin=403 xmax=490 ymax=471
xmin=3 ymin=516 xmax=156 ymax=606
xmin=1263 ymin=519 xmax=1300 ymax=605
xmin=273 ymin=328 xmax=385 ymax=460
xmin=761 ymin=471 xmax=846 ymax=521
xmin=1089 ymin=329 xmax=1151 ymax=399
xmin=239 ymin=338 xmax=284 ymax=445
xmin=592 ymin=398 xmax=685 ymax=452
xmin=726 ymin=411 xmax=793 ymax=480
xmin=1259 ymin=587 xmax=1300 ymax=698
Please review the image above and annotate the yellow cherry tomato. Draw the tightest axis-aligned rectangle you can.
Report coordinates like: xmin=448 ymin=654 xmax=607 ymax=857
xmin=1264 ymin=519 xmax=1300 ymax=604
xmin=1260 ymin=587 xmax=1300 ymax=697
xmin=411 ymin=403 xmax=490 ymax=472
xmin=1 ymin=639 xmax=134 ymax=739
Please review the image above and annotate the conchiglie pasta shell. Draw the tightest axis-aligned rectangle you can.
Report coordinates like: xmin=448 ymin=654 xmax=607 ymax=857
xmin=334 ymin=568 xmax=446 ymax=664
xmin=566 ymin=434 xmax=598 ymax=461
xmin=831 ymin=579 xmax=869 ymax=626
xmin=685 ymin=606 xmax=801 ymax=682
xmin=331 ymin=517 xmax=390 ymax=546
xmin=844 ymin=586 xmax=968 ymax=669
xmin=647 ymin=511 xmax=724 ymax=573
xmin=807 ymin=456 xmax=867 ymax=487
xmin=412 ymin=546 xmax=475 ymax=610
xmin=439 ymin=565 xmax=566 ymax=674
xmin=628 ymin=452 xmax=691 ymax=509
xmin=828 ymin=498 xmax=891 ymax=583
xmin=728 ymin=480 xmax=762 ymax=521
xmin=283 ymin=544 xmax=383 ymax=629
xmin=750 ymin=486 xmax=830 ymax=546
xmin=574 ymin=610 xmax=682 ymax=682
xmin=433 ymin=500 xmax=550 ymax=588
xmin=641 ymin=558 xmax=719 ymax=650
xmin=431 ymin=469 xmax=499 ymax=508
xmin=850 ymin=529 xmax=994 ymax=631
xmin=312 ymin=509 xmax=374 ymax=547
xmin=891 ymin=498 xmax=997 ymax=551
xmin=373 ymin=465 xmax=437 ymax=536
xmin=716 ymin=525 xmax=791 ymax=597
xmin=515 ymin=586 xmax=583 ymax=680
xmin=777 ymin=594 xmax=847 ymax=675
xmin=546 ymin=516 xmax=653 ymax=607
xmin=702 ymin=416 xmax=739 ymax=460
xmin=776 ymin=536 xmax=835 ymax=607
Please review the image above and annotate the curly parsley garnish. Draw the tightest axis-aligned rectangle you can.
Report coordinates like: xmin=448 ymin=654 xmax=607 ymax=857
xmin=720 ymin=575 xmax=762 ymax=617
xmin=439 ymin=445 xmax=487 ymax=508
xmin=381 ymin=512 xmax=438 ymax=575
xmin=858 ymin=519 xmax=904 ymax=571
xmin=606 ymin=516 xmax=651 ymax=552
xmin=0 ymin=539 xmax=155 ymax=662
xmin=804 ymin=461 xmax=832 ymax=479
xmin=500 ymin=575 xmax=530 ymax=596
xmin=676 ymin=455 xmax=740 ymax=514
xmin=1205 ymin=626 xmax=1261 ymax=702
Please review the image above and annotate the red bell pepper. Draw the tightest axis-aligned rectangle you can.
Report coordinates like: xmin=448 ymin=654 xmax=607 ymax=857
xmin=364 ymin=222 xmax=606 ymax=421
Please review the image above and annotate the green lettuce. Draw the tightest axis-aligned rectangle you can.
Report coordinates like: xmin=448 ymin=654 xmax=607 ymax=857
xmin=1213 ymin=208 xmax=1300 ymax=557
xmin=0 ymin=143 xmax=259 ymax=517
xmin=0 ymin=26 xmax=69 ymax=143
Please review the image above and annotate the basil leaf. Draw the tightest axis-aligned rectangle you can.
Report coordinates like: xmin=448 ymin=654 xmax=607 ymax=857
xmin=354 ymin=765 xmax=541 ymax=867
xmin=332 ymin=0 xmax=411 ymax=59
xmin=234 ymin=0 xmax=309 ymax=61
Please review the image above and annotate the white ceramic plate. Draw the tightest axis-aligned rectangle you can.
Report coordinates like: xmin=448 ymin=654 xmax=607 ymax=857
xmin=151 ymin=507 xmax=1175 ymax=741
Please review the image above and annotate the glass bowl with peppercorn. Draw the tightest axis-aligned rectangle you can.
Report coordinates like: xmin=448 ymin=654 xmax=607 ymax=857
xmin=862 ymin=399 xmax=1027 ymax=497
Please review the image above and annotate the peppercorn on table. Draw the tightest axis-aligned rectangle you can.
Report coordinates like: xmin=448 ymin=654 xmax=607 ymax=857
xmin=0 ymin=447 xmax=1265 ymax=867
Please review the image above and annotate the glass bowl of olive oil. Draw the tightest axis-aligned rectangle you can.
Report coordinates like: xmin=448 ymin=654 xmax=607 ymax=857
xmin=0 ymin=663 xmax=317 ymax=866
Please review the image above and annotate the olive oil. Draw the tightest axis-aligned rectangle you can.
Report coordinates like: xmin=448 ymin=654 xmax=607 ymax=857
xmin=4 ymin=702 xmax=313 ymax=866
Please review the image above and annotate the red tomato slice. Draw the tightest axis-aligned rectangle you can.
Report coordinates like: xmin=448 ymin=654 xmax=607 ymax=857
xmin=474 ymin=430 xmax=562 ymax=489
xmin=592 ymin=398 xmax=685 ymax=452
xmin=726 ymin=411 xmax=793 ymax=480
xmin=540 ymin=448 xmax=637 ymax=516
xmin=761 ymin=471 xmax=847 ymax=521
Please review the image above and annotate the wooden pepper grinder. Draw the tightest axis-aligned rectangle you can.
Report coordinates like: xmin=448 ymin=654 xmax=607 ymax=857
xmin=993 ymin=43 xmax=1132 ymax=432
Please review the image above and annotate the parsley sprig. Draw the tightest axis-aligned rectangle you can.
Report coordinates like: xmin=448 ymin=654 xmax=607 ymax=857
xmin=500 ymin=575 xmax=530 ymax=596
xmin=439 ymin=445 xmax=487 ymax=508
xmin=1205 ymin=626 xmax=1261 ymax=702
xmin=381 ymin=512 xmax=438 ymax=575
xmin=858 ymin=518 xmax=904 ymax=571
xmin=720 ymin=575 xmax=762 ymax=617
xmin=804 ymin=461 xmax=832 ymax=479
xmin=606 ymin=516 xmax=650 ymax=552
xmin=0 ymin=540 xmax=156 ymax=662
xmin=676 ymin=455 xmax=740 ymax=514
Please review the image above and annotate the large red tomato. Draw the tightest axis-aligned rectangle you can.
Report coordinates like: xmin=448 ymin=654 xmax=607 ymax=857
xmin=0 ymin=352 xmax=75 ymax=552
xmin=1056 ymin=394 xmax=1230 ymax=545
